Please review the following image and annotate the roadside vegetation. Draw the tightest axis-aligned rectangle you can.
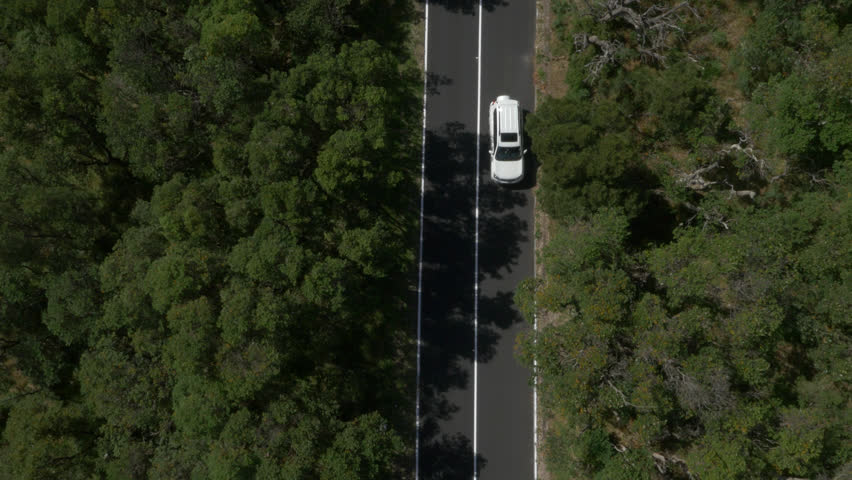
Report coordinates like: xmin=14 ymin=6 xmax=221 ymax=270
xmin=0 ymin=1 xmax=421 ymax=478
xmin=520 ymin=0 xmax=851 ymax=478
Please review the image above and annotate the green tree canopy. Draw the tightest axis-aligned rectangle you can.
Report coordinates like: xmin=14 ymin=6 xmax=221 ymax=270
xmin=0 ymin=0 xmax=420 ymax=477
xmin=522 ymin=1 xmax=851 ymax=478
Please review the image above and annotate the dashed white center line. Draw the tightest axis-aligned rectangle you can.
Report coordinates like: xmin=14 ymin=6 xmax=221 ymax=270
xmin=473 ymin=1 xmax=483 ymax=479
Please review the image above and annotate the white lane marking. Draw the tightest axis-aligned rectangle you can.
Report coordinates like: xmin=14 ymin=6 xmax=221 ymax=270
xmin=533 ymin=6 xmax=540 ymax=479
xmin=473 ymin=1 xmax=483 ymax=479
xmin=534 ymin=207 xmax=539 ymax=479
xmin=534 ymin=259 xmax=539 ymax=479
xmin=415 ymin=2 xmax=429 ymax=479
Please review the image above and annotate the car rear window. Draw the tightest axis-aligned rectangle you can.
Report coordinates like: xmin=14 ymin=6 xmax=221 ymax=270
xmin=500 ymin=133 xmax=518 ymax=142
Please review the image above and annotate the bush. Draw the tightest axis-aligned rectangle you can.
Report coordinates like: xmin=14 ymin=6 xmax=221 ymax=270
xmin=526 ymin=96 xmax=647 ymax=221
xmin=640 ymin=60 xmax=726 ymax=142
xmin=745 ymin=25 xmax=851 ymax=168
xmin=731 ymin=0 xmax=800 ymax=95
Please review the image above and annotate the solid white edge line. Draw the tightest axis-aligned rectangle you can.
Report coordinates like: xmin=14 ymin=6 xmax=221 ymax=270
xmin=473 ymin=2 xmax=483 ymax=479
xmin=415 ymin=2 xmax=429 ymax=480
xmin=533 ymin=8 xmax=539 ymax=478
xmin=533 ymin=180 xmax=539 ymax=479
xmin=534 ymin=239 xmax=539 ymax=480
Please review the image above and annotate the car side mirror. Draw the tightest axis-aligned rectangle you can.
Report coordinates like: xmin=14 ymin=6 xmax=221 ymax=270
xmin=488 ymin=149 xmax=493 ymax=155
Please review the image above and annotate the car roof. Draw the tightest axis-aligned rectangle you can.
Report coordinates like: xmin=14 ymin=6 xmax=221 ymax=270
xmin=494 ymin=96 xmax=520 ymax=144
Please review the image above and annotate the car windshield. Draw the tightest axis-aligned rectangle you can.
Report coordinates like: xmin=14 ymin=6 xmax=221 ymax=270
xmin=495 ymin=146 xmax=522 ymax=160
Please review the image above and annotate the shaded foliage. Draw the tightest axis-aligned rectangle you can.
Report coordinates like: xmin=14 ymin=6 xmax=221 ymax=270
xmin=0 ymin=0 xmax=420 ymax=478
xmin=526 ymin=96 xmax=647 ymax=221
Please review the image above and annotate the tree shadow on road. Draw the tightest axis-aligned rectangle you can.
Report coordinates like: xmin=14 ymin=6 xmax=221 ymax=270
xmin=419 ymin=424 xmax=487 ymax=479
xmin=418 ymin=122 xmax=478 ymax=480
xmin=417 ymin=120 xmax=529 ymax=478
xmin=418 ymin=0 xmax=510 ymax=15
xmin=476 ymin=123 xmax=533 ymax=342
xmin=477 ymin=291 xmax=524 ymax=363
xmin=426 ymin=72 xmax=453 ymax=96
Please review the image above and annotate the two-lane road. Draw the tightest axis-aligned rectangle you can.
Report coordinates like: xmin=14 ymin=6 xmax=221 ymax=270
xmin=417 ymin=1 xmax=536 ymax=478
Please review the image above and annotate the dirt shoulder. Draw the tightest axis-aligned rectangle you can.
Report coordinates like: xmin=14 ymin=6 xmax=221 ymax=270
xmin=532 ymin=1 xmax=568 ymax=478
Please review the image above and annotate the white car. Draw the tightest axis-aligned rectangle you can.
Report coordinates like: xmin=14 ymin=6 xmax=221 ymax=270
xmin=488 ymin=95 xmax=526 ymax=184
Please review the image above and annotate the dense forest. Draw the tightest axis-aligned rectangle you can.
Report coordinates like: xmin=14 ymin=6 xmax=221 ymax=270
xmin=0 ymin=1 xmax=422 ymax=478
xmin=519 ymin=0 xmax=851 ymax=479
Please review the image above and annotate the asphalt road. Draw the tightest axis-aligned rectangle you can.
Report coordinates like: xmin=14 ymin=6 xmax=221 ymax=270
xmin=418 ymin=1 xmax=536 ymax=478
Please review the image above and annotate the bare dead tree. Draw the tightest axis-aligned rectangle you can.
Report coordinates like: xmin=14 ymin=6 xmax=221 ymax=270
xmin=668 ymin=147 xmax=758 ymax=216
xmin=719 ymin=131 xmax=834 ymax=188
xmin=676 ymin=161 xmax=720 ymax=191
xmin=683 ymin=201 xmax=731 ymax=230
xmin=722 ymin=180 xmax=756 ymax=200
xmin=574 ymin=33 xmax=621 ymax=79
xmin=662 ymin=360 xmax=733 ymax=412
xmin=606 ymin=379 xmax=655 ymax=411
xmin=807 ymin=170 xmax=831 ymax=186
xmin=718 ymin=130 xmax=775 ymax=182
xmin=662 ymin=359 xmax=707 ymax=408
xmin=652 ymin=452 xmax=666 ymax=473
xmin=577 ymin=0 xmax=699 ymax=70
xmin=652 ymin=452 xmax=698 ymax=479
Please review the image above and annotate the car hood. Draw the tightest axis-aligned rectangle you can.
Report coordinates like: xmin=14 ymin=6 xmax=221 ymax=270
xmin=492 ymin=158 xmax=523 ymax=182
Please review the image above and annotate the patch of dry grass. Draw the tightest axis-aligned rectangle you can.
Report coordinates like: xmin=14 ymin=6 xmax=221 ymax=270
xmin=407 ymin=2 xmax=427 ymax=73
xmin=535 ymin=0 xmax=574 ymax=102
xmin=689 ymin=0 xmax=758 ymax=125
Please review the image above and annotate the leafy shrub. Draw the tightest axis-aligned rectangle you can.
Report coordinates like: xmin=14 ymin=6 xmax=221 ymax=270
xmin=526 ymin=96 xmax=646 ymax=221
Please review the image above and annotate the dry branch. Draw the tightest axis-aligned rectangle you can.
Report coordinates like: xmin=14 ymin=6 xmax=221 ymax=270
xmin=683 ymin=201 xmax=730 ymax=230
xmin=576 ymin=0 xmax=699 ymax=71
xmin=652 ymin=452 xmax=698 ymax=479
xmin=606 ymin=379 xmax=654 ymax=411
xmin=574 ymin=33 xmax=621 ymax=79
xmin=676 ymin=161 xmax=719 ymax=191
xmin=723 ymin=180 xmax=756 ymax=200
xmin=662 ymin=360 xmax=733 ymax=410
xmin=718 ymin=131 xmax=771 ymax=181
